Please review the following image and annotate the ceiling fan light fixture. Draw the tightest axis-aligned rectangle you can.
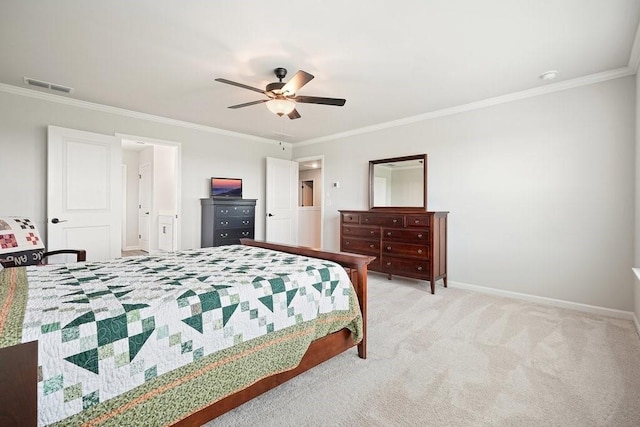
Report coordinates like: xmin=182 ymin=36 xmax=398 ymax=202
xmin=266 ymin=98 xmax=295 ymax=116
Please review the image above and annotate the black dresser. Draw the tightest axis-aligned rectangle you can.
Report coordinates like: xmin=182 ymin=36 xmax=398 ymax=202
xmin=200 ymin=198 xmax=256 ymax=247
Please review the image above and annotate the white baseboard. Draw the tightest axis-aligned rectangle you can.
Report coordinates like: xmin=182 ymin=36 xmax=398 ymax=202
xmin=448 ymin=280 xmax=635 ymax=321
xmin=122 ymin=246 xmax=141 ymax=252
xmin=634 ymin=313 xmax=640 ymax=339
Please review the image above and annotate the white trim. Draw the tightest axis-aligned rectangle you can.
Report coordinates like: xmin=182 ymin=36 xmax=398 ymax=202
xmin=122 ymin=246 xmax=141 ymax=252
xmin=629 ymin=21 xmax=640 ymax=72
xmin=634 ymin=313 xmax=640 ymax=339
xmin=0 ymin=83 xmax=286 ymax=146
xmin=297 ymin=67 xmax=636 ymax=147
xmin=448 ymin=280 xmax=635 ymax=321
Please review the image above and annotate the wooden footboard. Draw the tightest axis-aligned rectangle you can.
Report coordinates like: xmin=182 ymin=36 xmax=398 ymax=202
xmin=175 ymin=240 xmax=374 ymax=426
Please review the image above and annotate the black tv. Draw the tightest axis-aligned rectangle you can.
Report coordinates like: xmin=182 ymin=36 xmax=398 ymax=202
xmin=211 ymin=177 xmax=242 ymax=198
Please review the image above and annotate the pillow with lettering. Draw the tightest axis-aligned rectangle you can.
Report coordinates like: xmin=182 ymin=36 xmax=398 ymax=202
xmin=0 ymin=217 xmax=45 ymax=267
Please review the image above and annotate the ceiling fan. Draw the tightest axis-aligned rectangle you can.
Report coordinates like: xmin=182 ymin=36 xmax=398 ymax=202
xmin=215 ymin=67 xmax=346 ymax=119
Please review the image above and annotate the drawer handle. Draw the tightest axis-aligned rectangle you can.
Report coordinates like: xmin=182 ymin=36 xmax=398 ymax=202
xmin=417 ymin=266 xmax=423 ymax=271
xmin=386 ymin=246 xmax=391 ymax=251
xmin=370 ymin=230 xmax=375 ymax=234
xmin=241 ymin=231 xmax=249 ymax=236
xmin=370 ymin=244 xmax=375 ymax=248
xmin=414 ymin=219 xmax=420 ymax=224
xmin=345 ymin=241 xmax=350 ymax=245
xmin=221 ymin=221 xmax=229 ymax=226
xmin=386 ymin=262 xmax=392 ymax=266
xmin=417 ymin=249 xmax=423 ymax=254
xmin=346 ymin=228 xmax=351 ymax=232
xmin=243 ymin=210 xmax=249 ymax=214
xmin=392 ymin=219 xmax=398 ymax=223
xmin=364 ymin=218 xmax=369 ymax=222
xmin=221 ymin=209 xmax=228 ymax=214
xmin=220 ymin=233 xmax=228 ymax=238
xmin=387 ymin=232 xmax=392 ymax=236
xmin=347 ymin=216 xmax=353 ymax=220
xmin=417 ymin=234 xmax=423 ymax=238
xmin=242 ymin=220 xmax=249 ymax=225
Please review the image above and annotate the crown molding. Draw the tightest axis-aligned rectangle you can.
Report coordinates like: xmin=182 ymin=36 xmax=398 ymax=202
xmin=0 ymin=82 xmax=287 ymax=147
xmin=297 ymin=67 xmax=636 ymax=147
xmin=629 ymin=21 xmax=640 ymax=72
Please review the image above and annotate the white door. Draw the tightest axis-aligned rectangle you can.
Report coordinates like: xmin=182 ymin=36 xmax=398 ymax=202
xmin=138 ymin=162 xmax=151 ymax=252
xmin=266 ymin=157 xmax=299 ymax=245
xmin=47 ymin=126 xmax=121 ymax=262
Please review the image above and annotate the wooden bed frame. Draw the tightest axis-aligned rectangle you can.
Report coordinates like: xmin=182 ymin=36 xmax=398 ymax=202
xmin=0 ymin=239 xmax=375 ymax=427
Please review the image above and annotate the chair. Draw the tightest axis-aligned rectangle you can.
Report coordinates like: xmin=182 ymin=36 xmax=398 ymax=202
xmin=0 ymin=217 xmax=85 ymax=268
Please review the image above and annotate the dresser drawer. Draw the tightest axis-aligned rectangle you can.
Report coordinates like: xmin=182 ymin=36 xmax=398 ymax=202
xmin=341 ymin=238 xmax=379 ymax=255
xmin=381 ymin=256 xmax=429 ymax=277
xmin=342 ymin=225 xmax=380 ymax=238
xmin=216 ymin=217 xmax=253 ymax=229
xmin=214 ymin=228 xmax=254 ymax=245
xmin=406 ymin=214 xmax=430 ymax=227
xmin=382 ymin=242 xmax=429 ymax=259
xmin=342 ymin=212 xmax=360 ymax=223
xmin=216 ymin=205 xmax=255 ymax=217
xmin=382 ymin=228 xmax=428 ymax=243
xmin=361 ymin=214 xmax=403 ymax=227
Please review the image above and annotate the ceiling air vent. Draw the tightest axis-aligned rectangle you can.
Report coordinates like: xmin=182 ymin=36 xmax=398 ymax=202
xmin=23 ymin=77 xmax=74 ymax=94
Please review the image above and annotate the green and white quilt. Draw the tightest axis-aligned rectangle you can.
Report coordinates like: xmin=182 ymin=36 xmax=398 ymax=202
xmin=0 ymin=245 xmax=362 ymax=426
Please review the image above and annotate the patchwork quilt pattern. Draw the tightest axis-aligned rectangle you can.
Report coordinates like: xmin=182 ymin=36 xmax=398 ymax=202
xmin=17 ymin=245 xmax=357 ymax=426
xmin=0 ymin=217 xmax=45 ymax=266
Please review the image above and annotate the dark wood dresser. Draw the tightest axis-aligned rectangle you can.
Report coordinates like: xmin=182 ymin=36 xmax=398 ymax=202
xmin=339 ymin=209 xmax=448 ymax=293
xmin=201 ymin=198 xmax=256 ymax=247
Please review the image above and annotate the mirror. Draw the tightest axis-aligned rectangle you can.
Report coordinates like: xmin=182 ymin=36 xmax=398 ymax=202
xmin=369 ymin=154 xmax=427 ymax=210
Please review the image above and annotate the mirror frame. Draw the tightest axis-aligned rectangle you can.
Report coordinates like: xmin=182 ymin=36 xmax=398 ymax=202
xmin=369 ymin=153 xmax=427 ymax=210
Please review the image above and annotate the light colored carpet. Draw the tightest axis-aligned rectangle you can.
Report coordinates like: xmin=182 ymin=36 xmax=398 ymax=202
xmin=205 ymin=274 xmax=640 ymax=426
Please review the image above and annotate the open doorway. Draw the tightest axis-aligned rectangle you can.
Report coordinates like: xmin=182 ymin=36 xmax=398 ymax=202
xmin=121 ymin=135 xmax=181 ymax=255
xmin=295 ymin=156 xmax=323 ymax=249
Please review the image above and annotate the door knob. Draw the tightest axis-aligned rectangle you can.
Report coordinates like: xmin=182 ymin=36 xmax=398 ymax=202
xmin=268 ymin=213 xmax=274 ymax=217
xmin=51 ymin=218 xmax=67 ymax=224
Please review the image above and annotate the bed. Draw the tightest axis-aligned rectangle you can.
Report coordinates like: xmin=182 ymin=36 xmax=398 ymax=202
xmin=0 ymin=239 xmax=374 ymax=426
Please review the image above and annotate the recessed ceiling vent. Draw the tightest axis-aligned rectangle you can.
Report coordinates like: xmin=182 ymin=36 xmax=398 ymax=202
xmin=23 ymin=77 xmax=74 ymax=94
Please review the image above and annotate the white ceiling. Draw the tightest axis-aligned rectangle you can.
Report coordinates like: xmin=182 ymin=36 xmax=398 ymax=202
xmin=1 ymin=1 xmax=639 ymax=143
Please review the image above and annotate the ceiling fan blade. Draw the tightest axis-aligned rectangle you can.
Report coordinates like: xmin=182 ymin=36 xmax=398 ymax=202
xmin=228 ymin=99 xmax=268 ymax=109
xmin=288 ymin=109 xmax=301 ymax=120
xmin=215 ymin=78 xmax=265 ymax=94
xmin=293 ymin=95 xmax=346 ymax=106
xmin=281 ymin=70 xmax=314 ymax=95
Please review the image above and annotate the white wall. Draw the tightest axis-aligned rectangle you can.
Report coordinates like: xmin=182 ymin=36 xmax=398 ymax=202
xmin=390 ymin=167 xmax=423 ymax=206
xmin=293 ymin=76 xmax=636 ymax=312
xmin=0 ymin=90 xmax=291 ymax=250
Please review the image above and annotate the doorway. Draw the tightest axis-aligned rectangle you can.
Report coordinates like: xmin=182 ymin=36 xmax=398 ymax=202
xmin=295 ymin=156 xmax=323 ymax=249
xmin=121 ymin=135 xmax=181 ymax=254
